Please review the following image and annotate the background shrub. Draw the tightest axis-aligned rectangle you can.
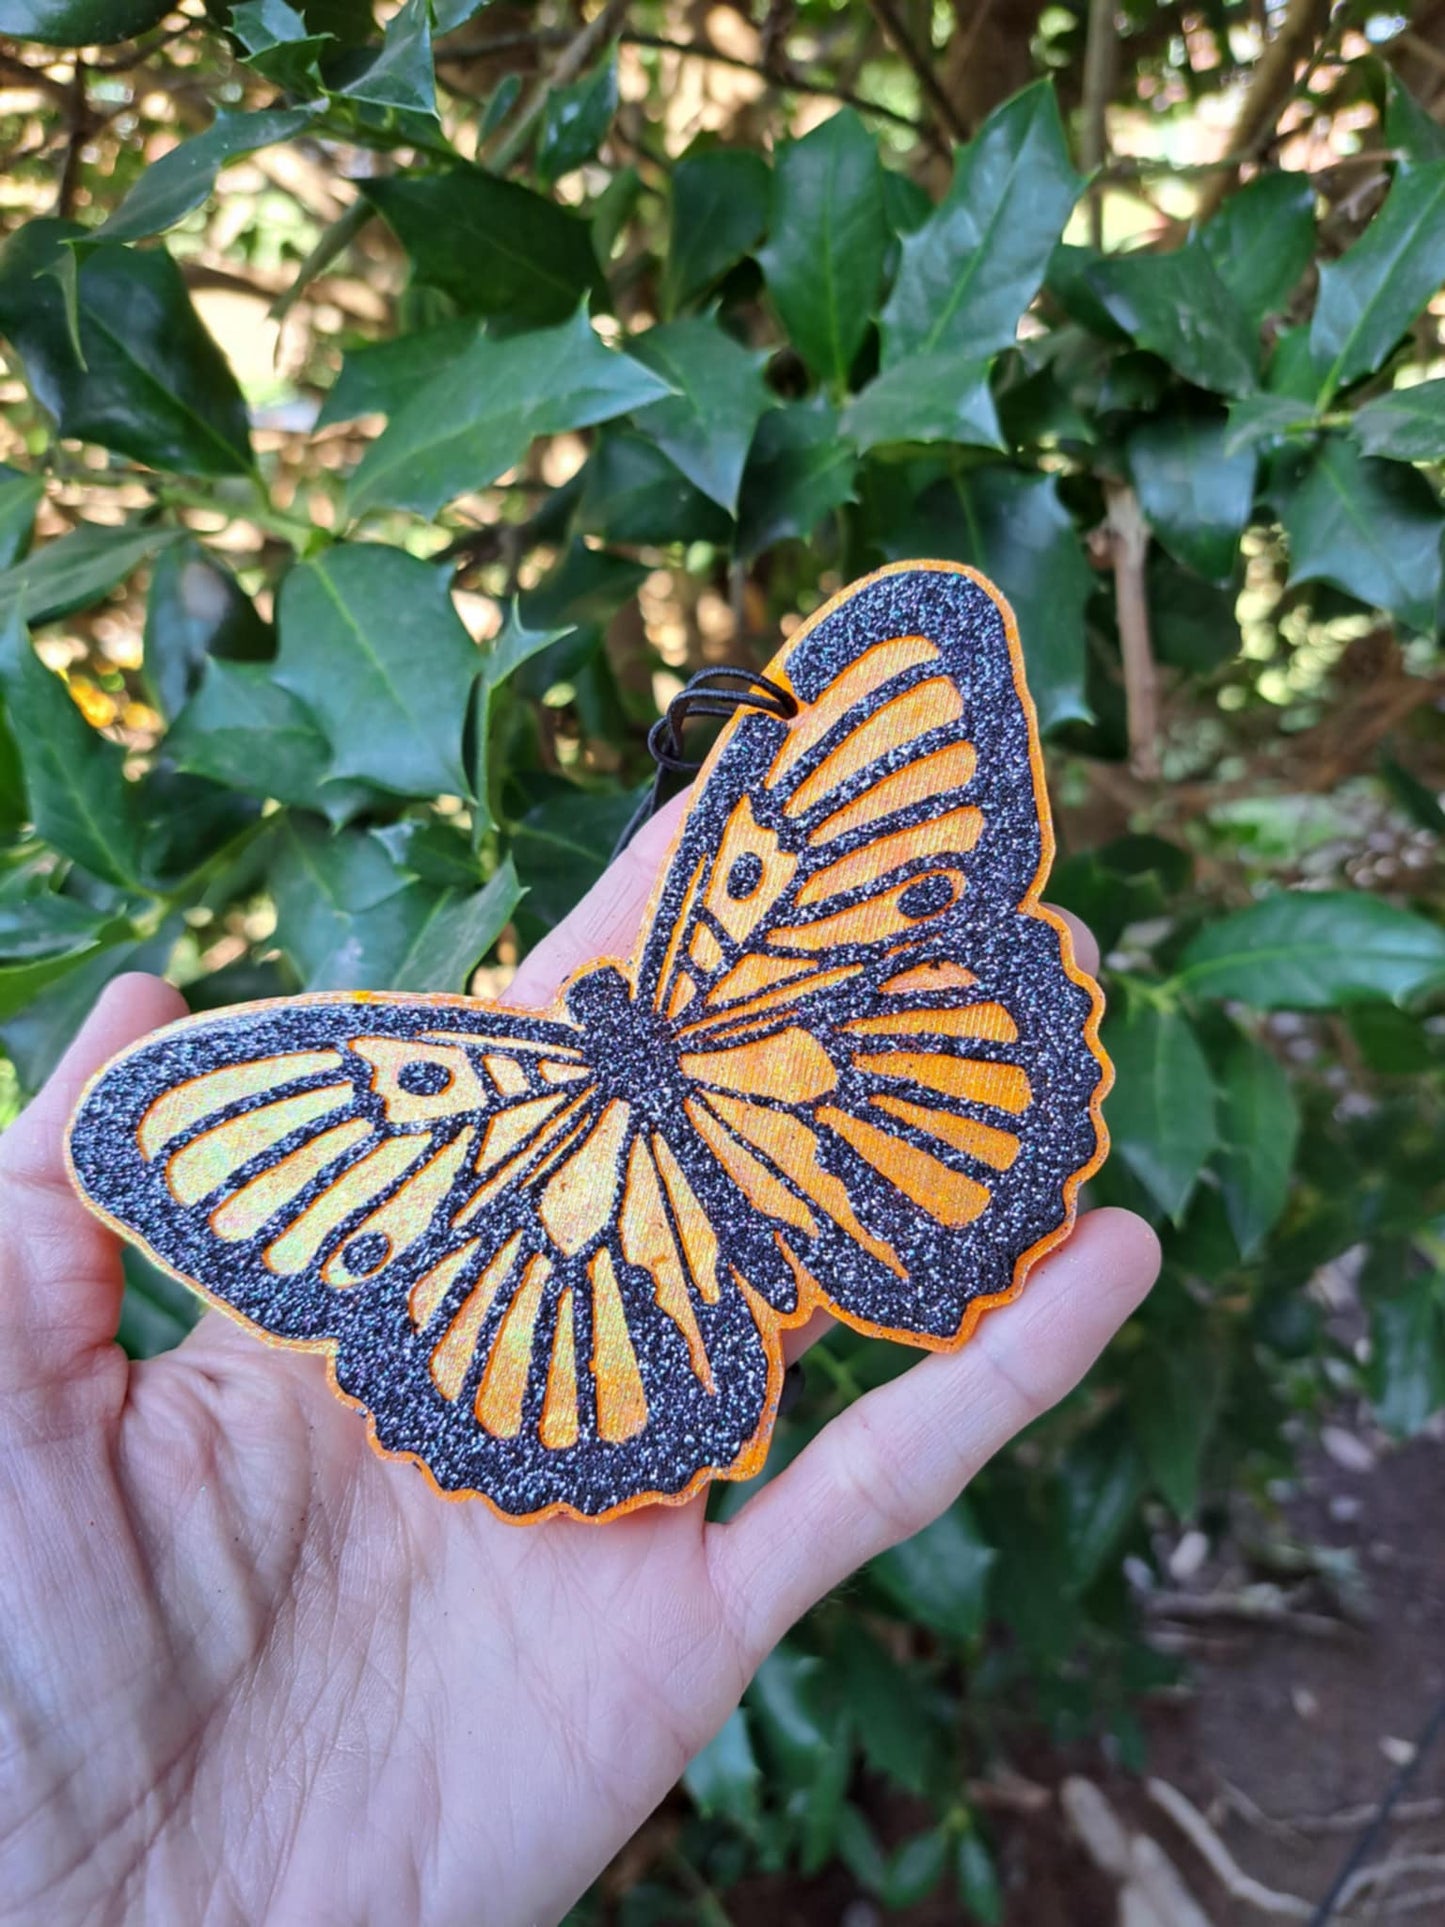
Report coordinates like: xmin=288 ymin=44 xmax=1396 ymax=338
xmin=0 ymin=0 xmax=1443 ymax=1913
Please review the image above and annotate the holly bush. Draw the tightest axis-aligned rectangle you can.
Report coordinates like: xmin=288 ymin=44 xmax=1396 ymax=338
xmin=1 ymin=0 xmax=1444 ymax=1915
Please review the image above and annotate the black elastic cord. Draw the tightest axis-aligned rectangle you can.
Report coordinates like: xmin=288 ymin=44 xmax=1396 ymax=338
xmin=612 ymin=667 xmax=798 ymax=858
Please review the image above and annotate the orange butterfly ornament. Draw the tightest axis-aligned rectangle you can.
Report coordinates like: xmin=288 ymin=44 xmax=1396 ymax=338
xmin=67 ymin=562 xmax=1111 ymax=1524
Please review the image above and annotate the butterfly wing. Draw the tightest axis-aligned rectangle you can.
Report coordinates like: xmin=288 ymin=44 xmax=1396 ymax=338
xmin=631 ymin=561 xmax=1109 ymax=1347
xmin=69 ymin=994 xmax=779 ymax=1521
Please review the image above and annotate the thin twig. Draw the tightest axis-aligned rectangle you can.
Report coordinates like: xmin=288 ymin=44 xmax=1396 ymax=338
xmin=1080 ymin=0 xmax=1117 ymax=247
xmin=488 ymin=0 xmax=632 ymax=174
xmin=1147 ymin=1779 xmax=1313 ymax=1919
xmin=55 ymin=56 xmax=89 ymax=221
xmin=863 ymin=0 xmax=964 ymax=146
xmin=1195 ymin=0 xmax=1331 ymax=221
xmin=1104 ymin=483 xmax=1159 ymax=781
xmin=438 ymin=28 xmax=926 ymax=134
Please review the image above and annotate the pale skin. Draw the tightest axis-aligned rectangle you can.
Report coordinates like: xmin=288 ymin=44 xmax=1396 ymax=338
xmin=0 ymin=797 xmax=1160 ymax=1926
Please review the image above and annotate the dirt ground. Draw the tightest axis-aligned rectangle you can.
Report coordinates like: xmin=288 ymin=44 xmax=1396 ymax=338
xmin=617 ymin=1420 xmax=1445 ymax=1924
xmin=978 ymin=1421 xmax=1445 ymax=1924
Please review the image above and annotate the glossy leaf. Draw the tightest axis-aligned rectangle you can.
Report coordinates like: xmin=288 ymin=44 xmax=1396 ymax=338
xmin=536 ymin=52 xmax=616 ymax=185
xmin=510 ymin=786 xmax=639 ymax=937
xmin=1215 ymin=1030 xmax=1299 ymax=1258
xmin=272 ymin=819 xmax=513 ymax=991
xmin=315 ymin=319 xmax=476 ymax=427
xmin=1089 ymin=243 xmax=1259 ymax=397
xmin=1126 ymin=408 xmax=1255 ymax=584
xmin=349 ymin=308 xmax=670 ymax=517
xmin=362 ymin=169 xmax=601 ymax=326
xmin=0 ymin=220 xmax=252 ymax=475
xmin=628 ymin=317 xmax=773 ymax=513
xmin=759 ymin=108 xmax=886 ymax=389
xmin=0 ymin=466 xmax=42 ymax=570
xmin=1177 ymin=891 xmax=1445 ymax=1008
xmin=737 ymin=399 xmax=857 ymax=558
xmin=1128 ymin=1343 xmax=1218 ymax=1518
xmin=0 ymin=519 xmax=180 ymax=626
xmin=1369 ymin=1269 xmax=1445 ymax=1438
xmin=0 ymin=608 xmax=145 ymax=888
xmin=662 ymin=146 xmax=770 ymax=316
xmin=956 ymin=1832 xmax=1004 ymax=1926
xmin=92 ymin=107 xmax=318 ymax=243
xmin=576 ymin=430 xmax=730 ymax=546
xmin=275 ymin=543 xmax=481 ymax=798
xmin=883 ymin=1828 xmax=950 ymax=1909
xmin=0 ymin=922 xmax=177 ymax=1092
xmin=1102 ymin=1001 xmax=1216 ymax=1218
xmin=870 ymin=1499 xmax=996 ymax=1640
xmin=1199 ymin=171 xmax=1315 ymax=324
xmin=343 ymin=0 xmax=435 ymax=118
xmin=881 ymin=81 xmax=1081 ymax=367
xmin=0 ymin=0 xmax=169 ymax=41
xmin=876 ymin=466 xmax=1091 ymax=731
xmin=230 ymin=0 xmax=332 ymax=93
xmin=166 ymin=659 xmax=350 ymax=813
xmin=1223 ymin=393 xmax=1318 ymax=456
xmin=1062 ymin=1413 xmax=1147 ymax=1585
xmin=1351 ymin=379 xmax=1445 ymax=460
xmin=1386 ymin=72 xmax=1445 ymax=169
xmin=143 ymin=538 xmax=271 ymax=721
xmin=682 ymin=1710 xmax=760 ymax=1827
xmin=835 ymin=1626 xmax=940 ymax=1795
xmin=1311 ymin=162 xmax=1445 ymax=401
xmin=842 ymin=352 xmax=1002 ymax=453
xmin=1277 ymin=435 xmax=1443 ymax=635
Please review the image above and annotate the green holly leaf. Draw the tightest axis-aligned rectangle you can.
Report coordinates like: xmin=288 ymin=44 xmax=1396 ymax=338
xmin=870 ymin=1499 xmax=996 ymax=1641
xmin=759 ymin=108 xmax=886 ymax=390
xmin=315 ymin=319 xmax=477 ymax=428
xmin=1126 ymin=407 xmax=1255 ymax=583
xmin=1176 ymin=891 xmax=1445 ymax=1008
xmin=230 ymin=0 xmax=332 ymax=94
xmin=348 ymin=308 xmax=671 ymax=518
xmin=92 ymin=107 xmax=319 ymax=244
xmin=874 ymin=465 xmax=1091 ymax=732
xmin=1089 ymin=242 xmax=1259 ymax=397
xmin=0 ymin=466 xmax=43 ymax=570
xmin=0 ymin=519 xmax=180 ymax=626
xmin=842 ymin=352 xmax=1002 ymax=453
xmin=880 ymin=81 xmax=1081 ymax=368
xmin=0 ymin=220 xmax=253 ymax=475
xmin=143 ymin=538 xmax=271 ymax=722
xmin=662 ymin=146 xmax=770 ymax=316
xmin=1276 ymin=434 xmax=1443 ymax=634
xmin=628 ymin=316 xmax=773 ymax=513
xmin=0 ymin=606 xmax=146 ymax=889
xmin=1198 ymin=170 xmax=1315 ymax=325
xmin=362 ymin=168 xmax=602 ymax=326
xmin=166 ymin=659 xmax=370 ymax=819
xmin=535 ymin=52 xmax=617 ymax=185
xmin=1310 ymin=159 xmax=1445 ymax=402
xmin=275 ymin=543 xmax=482 ymax=798
xmin=0 ymin=0 xmax=170 ymax=43
xmin=737 ymin=398 xmax=857 ymax=558
xmin=576 ymin=430 xmax=731 ymax=546
xmin=1102 ymin=1001 xmax=1217 ymax=1218
xmin=1351 ymin=378 xmax=1445 ymax=460
xmin=682 ymin=1710 xmax=760 ymax=1828
xmin=1214 ymin=1029 xmax=1299 ymax=1258
xmin=1386 ymin=72 xmax=1445 ymax=169
xmin=342 ymin=0 xmax=436 ymax=118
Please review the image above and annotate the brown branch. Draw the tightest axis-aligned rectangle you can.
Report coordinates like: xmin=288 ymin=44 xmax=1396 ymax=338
xmin=438 ymin=28 xmax=926 ymax=134
xmin=1105 ymin=483 xmax=1159 ymax=781
xmin=55 ymin=57 xmax=91 ymax=221
xmin=863 ymin=0 xmax=963 ymax=147
xmin=1080 ymin=0 xmax=1117 ymax=247
xmin=1194 ymin=0 xmax=1331 ymax=221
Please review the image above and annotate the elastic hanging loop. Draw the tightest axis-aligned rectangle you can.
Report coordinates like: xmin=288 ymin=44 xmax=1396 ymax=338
xmin=611 ymin=667 xmax=798 ymax=858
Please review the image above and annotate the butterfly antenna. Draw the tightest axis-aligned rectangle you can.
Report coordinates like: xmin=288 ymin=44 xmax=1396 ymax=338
xmin=611 ymin=668 xmax=798 ymax=858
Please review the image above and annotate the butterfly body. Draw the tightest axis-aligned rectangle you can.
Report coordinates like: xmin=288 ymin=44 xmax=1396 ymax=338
xmin=68 ymin=563 xmax=1111 ymax=1523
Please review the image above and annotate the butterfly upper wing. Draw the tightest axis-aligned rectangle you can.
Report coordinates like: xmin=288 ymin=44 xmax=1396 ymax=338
xmin=69 ymin=994 xmax=778 ymax=1520
xmin=631 ymin=562 xmax=1109 ymax=1346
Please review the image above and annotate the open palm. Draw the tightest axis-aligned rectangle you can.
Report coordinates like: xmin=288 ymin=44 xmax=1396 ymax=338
xmin=0 ymin=804 xmax=1158 ymax=1926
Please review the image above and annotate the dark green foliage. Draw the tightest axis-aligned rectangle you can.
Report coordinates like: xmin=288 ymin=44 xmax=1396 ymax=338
xmin=1 ymin=9 xmax=1443 ymax=1914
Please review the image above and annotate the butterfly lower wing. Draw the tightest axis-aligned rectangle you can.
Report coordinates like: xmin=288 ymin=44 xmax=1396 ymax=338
xmin=633 ymin=563 xmax=1109 ymax=1345
xmin=69 ymin=994 xmax=779 ymax=1520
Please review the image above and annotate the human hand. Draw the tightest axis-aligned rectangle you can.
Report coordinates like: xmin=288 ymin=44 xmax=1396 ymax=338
xmin=0 ymin=799 xmax=1159 ymax=1926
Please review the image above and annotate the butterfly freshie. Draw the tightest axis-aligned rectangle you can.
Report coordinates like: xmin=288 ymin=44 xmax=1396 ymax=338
xmin=68 ymin=563 xmax=1111 ymax=1524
